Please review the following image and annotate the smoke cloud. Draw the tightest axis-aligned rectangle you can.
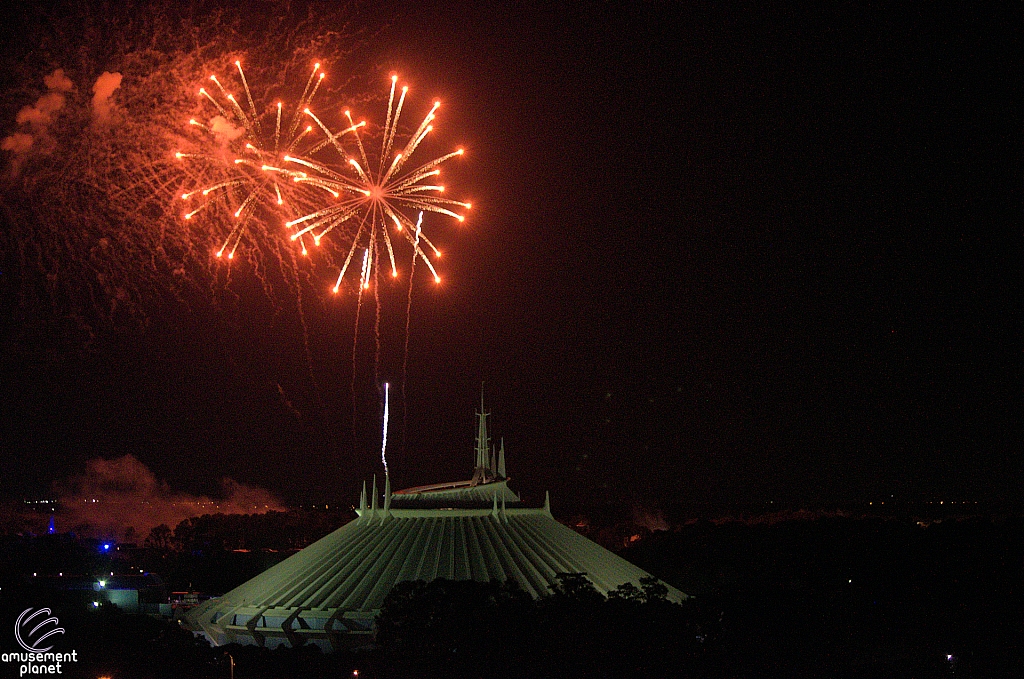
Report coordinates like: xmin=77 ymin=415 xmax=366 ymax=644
xmin=632 ymin=505 xmax=670 ymax=532
xmin=209 ymin=114 xmax=245 ymax=145
xmin=54 ymin=455 xmax=284 ymax=541
xmin=16 ymin=92 xmax=67 ymax=127
xmin=1 ymin=68 xmax=74 ymax=171
xmin=43 ymin=69 xmax=75 ymax=93
xmin=91 ymin=71 xmax=122 ymax=124
xmin=1 ymin=133 xmax=34 ymax=154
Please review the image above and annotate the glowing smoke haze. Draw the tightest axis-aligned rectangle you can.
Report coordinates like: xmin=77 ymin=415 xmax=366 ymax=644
xmin=1 ymin=69 xmax=74 ymax=166
xmin=209 ymin=114 xmax=245 ymax=145
xmin=53 ymin=455 xmax=284 ymax=541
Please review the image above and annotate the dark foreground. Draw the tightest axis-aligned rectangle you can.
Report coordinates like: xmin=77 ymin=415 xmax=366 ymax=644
xmin=1 ymin=514 xmax=1020 ymax=678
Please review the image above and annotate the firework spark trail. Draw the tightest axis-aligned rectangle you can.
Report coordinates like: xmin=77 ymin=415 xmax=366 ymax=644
xmin=177 ymin=64 xmax=473 ymax=453
xmin=288 ymin=247 xmax=321 ymax=411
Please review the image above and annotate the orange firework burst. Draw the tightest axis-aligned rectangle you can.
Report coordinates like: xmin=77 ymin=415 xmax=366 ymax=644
xmin=176 ymin=60 xmax=345 ymax=260
xmin=282 ymin=75 xmax=471 ymax=292
xmin=176 ymin=66 xmax=469 ymax=293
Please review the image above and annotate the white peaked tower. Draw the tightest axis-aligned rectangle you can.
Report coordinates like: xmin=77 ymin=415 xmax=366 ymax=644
xmin=185 ymin=397 xmax=686 ymax=651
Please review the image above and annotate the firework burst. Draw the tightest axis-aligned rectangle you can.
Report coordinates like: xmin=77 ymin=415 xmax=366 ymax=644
xmin=176 ymin=60 xmax=352 ymax=261
xmin=283 ymin=74 xmax=471 ymax=293
xmin=177 ymin=66 xmax=469 ymax=297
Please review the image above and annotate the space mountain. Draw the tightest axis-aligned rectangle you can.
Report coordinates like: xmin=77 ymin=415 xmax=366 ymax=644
xmin=185 ymin=399 xmax=686 ymax=651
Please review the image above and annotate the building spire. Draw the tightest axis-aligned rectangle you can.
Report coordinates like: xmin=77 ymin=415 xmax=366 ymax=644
xmin=359 ymin=480 xmax=367 ymax=511
xmin=498 ymin=438 xmax=506 ymax=478
xmin=475 ymin=382 xmax=490 ymax=474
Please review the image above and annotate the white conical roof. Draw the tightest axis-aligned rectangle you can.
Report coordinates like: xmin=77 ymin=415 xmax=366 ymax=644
xmin=185 ymin=407 xmax=685 ymax=651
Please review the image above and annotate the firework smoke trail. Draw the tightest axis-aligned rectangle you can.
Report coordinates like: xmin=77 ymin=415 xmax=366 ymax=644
xmin=402 ymin=212 xmax=424 ymax=443
xmin=288 ymin=246 xmax=321 ymax=407
xmin=381 ymin=381 xmax=390 ymax=477
xmin=351 ymin=264 xmax=365 ymax=438
xmin=374 ymin=246 xmax=383 ymax=390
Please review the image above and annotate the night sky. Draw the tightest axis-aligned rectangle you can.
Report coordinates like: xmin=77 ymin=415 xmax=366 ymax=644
xmin=0 ymin=2 xmax=1019 ymax=513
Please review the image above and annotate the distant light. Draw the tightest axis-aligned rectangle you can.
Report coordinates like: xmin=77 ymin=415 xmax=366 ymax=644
xmin=947 ymin=654 xmax=953 ymax=661
xmin=92 ymin=601 xmax=99 ymax=608
xmin=848 ymin=579 xmax=852 ymax=583
xmin=98 ymin=580 xmax=106 ymax=588
xmin=103 ymin=543 xmax=111 ymax=551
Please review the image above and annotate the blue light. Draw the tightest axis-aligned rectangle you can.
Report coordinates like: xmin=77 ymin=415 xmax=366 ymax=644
xmin=102 ymin=543 xmax=111 ymax=551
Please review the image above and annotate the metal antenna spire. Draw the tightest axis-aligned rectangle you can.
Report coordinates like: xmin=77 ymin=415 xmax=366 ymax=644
xmin=498 ymin=438 xmax=506 ymax=478
xmin=475 ymin=381 xmax=490 ymax=474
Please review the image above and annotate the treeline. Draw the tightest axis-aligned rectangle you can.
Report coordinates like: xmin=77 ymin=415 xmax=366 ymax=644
xmin=375 ymin=575 xmax=711 ymax=679
xmin=143 ymin=508 xmax=349 ymax=553
xmin=135 ymin=509 xmax=351 ymax=593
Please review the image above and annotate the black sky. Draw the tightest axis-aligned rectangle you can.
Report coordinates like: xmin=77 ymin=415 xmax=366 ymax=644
xmin=1 ymin=1 xmax=1020 ymax=511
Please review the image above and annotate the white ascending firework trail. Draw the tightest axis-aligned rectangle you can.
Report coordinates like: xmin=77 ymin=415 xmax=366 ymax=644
xmin=381 ymin=382 xmax=390 ymax=476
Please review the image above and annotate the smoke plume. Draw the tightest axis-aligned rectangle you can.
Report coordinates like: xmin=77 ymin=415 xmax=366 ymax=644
xmin=1 ymin=68 xmax=74 ymax=169
xmin=54 ymin=455 xmax=284 ymax=541
xmin=209 ymin=114 xmax=245 ymax=145
xmin=90 ymin=71 xmax=122 ymax=124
